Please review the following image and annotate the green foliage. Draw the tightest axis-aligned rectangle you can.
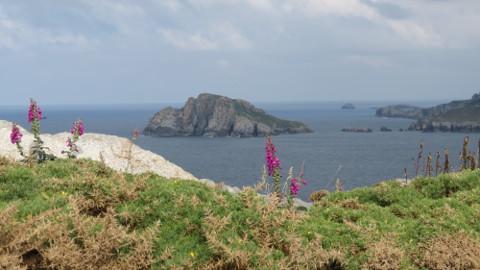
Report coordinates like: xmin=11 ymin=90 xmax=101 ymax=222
xmin=1 ymin=159 xmax=480 ymax=269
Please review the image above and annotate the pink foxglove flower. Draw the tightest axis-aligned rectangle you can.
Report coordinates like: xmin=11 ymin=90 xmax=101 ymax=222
xmin=265 ymin=137 xmax=281 ymax=176
xmin=28 ymin=99 xmax=42 ymax=123
xmin=289 ymin=178 xmax=301 ymax=197
xmin=70 ymin=120 xmax=85 ymax=136
xmin=10 ymin=124 xmax=23 ymax=144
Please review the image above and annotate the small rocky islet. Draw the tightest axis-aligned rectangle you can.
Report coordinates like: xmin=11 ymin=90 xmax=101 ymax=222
xmin=341 ymin=103 xmax=355 ymax=110
xmin=144 ymin=93 xmax=313 ymax=138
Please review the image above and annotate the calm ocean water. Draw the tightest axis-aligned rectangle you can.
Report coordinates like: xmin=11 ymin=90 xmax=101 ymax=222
xmin=0 ymin=102 xmax=474 ymax=200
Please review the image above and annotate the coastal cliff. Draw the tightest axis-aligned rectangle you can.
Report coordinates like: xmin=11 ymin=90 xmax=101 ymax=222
xmin=376 ymin=93 xmax=480 ymax=132
xmin=144 ymin=93 xmax=312 ymax=137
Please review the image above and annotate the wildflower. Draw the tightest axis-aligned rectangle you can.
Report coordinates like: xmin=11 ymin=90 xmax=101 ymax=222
xmin=265 ymin=137 xmax=282 ymax=195
xmin=10 ymin=123 xmax=24 ymax=157
xmin=189 ymin=251 xmax=196 ymax=258
xmin=289 ymin=177 xmax=301 ymax=197
xmin=28 ymin=99 xmax=42 ymax=123
xmin=289 ymin=163 xmax=308 ymax=198
xmin=70 ymin=120 xmax=85 ymax=137
xmin=10 ymin=124 xmax=22 ymax=144
xmin=265 ymin=137 xmax=280 ymax=176
xmin=63 ymin=120 xmax=84 ymax=158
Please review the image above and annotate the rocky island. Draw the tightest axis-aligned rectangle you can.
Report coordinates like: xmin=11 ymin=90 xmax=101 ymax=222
xmin=376 ymin=93 xmax=480 ymax=132
xmin=375 ymin=105 xmax=424 ymax=119
xmin=341 ymin=103 xmax=355 ymax=109
xmin=144 ymin=93 xmax=313 ymax=137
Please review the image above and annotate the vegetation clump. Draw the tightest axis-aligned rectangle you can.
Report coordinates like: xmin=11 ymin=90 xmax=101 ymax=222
xmin=1 ymin=158 xmax=480 ymax=269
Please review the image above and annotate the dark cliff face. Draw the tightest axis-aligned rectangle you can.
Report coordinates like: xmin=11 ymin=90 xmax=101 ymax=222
xmin=144 ymin=93 xmax=313 ymax=137
xmin=376 ymin=93 xmax=480 ymax=132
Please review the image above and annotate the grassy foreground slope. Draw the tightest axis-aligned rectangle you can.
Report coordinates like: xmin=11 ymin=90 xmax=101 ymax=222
xmin=1 ymin=158 xmax=480 ymax=270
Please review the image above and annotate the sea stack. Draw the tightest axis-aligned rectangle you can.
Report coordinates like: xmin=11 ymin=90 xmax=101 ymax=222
xmin=144 ymin=93 xmax=313 ymax=137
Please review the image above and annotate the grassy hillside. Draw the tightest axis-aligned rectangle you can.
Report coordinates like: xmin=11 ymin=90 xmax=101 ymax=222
xmin=1 ymin=158 xmax=480 ymax=269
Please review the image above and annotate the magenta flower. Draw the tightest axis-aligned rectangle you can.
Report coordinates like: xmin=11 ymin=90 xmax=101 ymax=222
xmin=289 ymin=178 xmax=300 ymax=197
xmin=10 ymin=124 xmax=23 ymax=144
xmin=265 ymin=137 xmax=281 ymax=176
xmin=28 ymin=99 xmax=42 ymax=123
xmin=70 ymin=120 xmax=85 ymax=136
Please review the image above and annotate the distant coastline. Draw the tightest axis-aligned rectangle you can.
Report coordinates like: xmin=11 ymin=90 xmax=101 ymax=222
xmin=376 ymin=93 xmax=480 ymax=132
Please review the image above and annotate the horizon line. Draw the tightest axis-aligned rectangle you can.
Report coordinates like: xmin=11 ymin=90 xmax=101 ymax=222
xmin=0 ymin=98 xmax=452 ymax=107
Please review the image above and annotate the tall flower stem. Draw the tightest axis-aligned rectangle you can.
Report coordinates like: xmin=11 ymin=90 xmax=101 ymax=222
xmin=265 ymin=137 xmax=282 ymax=197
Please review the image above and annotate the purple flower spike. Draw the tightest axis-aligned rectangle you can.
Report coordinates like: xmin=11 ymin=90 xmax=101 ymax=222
xmin=10 ymin=124 xmax=23 ymax=144
xmin=265 ymin=137 xmax=281 ymax=176
xmin=289 ymin=178 xmax=301 ymax=197
xmin=70 ymin=120 xmax=85 ymax=136
xmin=28 ymin=99 xmax=42 ymax=123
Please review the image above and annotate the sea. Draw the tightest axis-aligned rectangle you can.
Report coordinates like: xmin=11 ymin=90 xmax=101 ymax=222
xmin=0 ymin=101 xmax=475 ymax=200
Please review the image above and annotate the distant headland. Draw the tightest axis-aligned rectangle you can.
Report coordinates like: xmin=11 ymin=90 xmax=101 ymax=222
xmin=144 ymin=93 xmax=313 ymax=137
xmin=376 ymin=92 xmax=480 ymax=132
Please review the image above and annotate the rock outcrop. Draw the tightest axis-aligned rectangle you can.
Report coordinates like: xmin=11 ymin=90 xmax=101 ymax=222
xmin=341 ymin=128 xmax=373 ymax=133
xmin=375 ymin=105 xmax=424 ymax=119
xmin=0 ymin=120 xmax=195 ymax=180
xmin=144 ymin=93 xmax=312 ymax=137
xmin=377 ymin=93 xmax=480 ymax=132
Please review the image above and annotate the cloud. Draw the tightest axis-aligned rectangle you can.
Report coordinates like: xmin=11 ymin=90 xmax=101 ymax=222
xmin=277 ymin=0 xmax=444 ymax=48
xmin=0 ymin=0 xmax=479 ymax=52
xmin=159 ymin=22 xmax=251 ymax=51
xmin=159 ymin=29 xmax=219 ymax=50
xmin=0 ymin=7 xmax=93 ymax=50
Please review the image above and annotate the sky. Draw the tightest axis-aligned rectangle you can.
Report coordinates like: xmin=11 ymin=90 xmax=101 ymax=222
xmin=0 ymin=0 xmax=479 ymax=105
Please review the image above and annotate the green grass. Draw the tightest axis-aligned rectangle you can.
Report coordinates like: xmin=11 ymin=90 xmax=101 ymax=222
xmin=1 ymin=158 xmax=480 ymax=269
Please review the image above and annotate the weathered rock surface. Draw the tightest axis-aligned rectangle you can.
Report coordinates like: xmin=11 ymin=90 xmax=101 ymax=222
xmin=144 ymin=93 xmax=313 ymax=137
xmin=0 ymin=120 xmax=196 ymax=180
xmin=377 ymin=93 xmax=480 ymax=132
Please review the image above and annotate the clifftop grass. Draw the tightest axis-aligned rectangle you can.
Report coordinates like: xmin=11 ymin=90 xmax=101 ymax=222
xmin=1 ymin=158 xmax=480 ymax=269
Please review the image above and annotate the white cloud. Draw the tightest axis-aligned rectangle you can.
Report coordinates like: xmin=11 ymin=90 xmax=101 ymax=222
xmin=278 ymin=0 xmax=445 ymax=48
xmin=0 ymin=8 xmax=93 ymax=50
xmin=1 ymin=0 xmax=479 ymax=52
xmin=159 ymin=29 xmax=219 ymax=50
xmin=159 ymin=22 xmax=251 ymax=50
